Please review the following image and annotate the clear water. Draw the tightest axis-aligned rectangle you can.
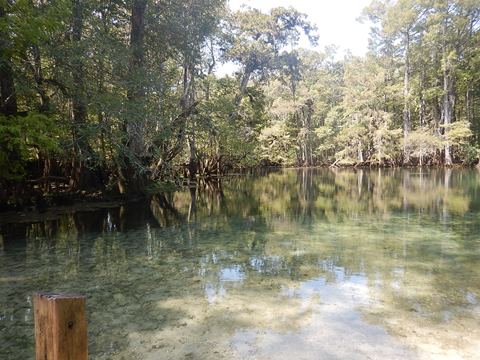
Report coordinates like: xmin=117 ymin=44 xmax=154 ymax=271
xmin=1 ymin=168 xmax=479 ymax=359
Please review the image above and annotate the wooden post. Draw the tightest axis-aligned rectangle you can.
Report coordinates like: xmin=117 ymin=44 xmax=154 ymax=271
xmin=33 ymin=292 xmax=87 ymax=360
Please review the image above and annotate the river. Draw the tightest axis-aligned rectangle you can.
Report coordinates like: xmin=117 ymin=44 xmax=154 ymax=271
xmin=1 ymin=168 xmax=479 ymax=359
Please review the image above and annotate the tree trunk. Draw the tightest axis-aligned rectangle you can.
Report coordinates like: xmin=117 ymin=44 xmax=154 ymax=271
xmin=32 ymin=45 xmax=50 ymax=112
xmin=419 ymin=65 xmax=426 ymax=127
xmin=0 ymin=6 xmax=17 ymax=116
xmin=358 ymin=143 xmax=364 ymax=163
xmin=304 ymin=99 xmax=314 ymax=166
xmin=466 ymin=88 xmax=471 ymax=124
xmin=126 ymin=0 xmax=147 ymax=155
xmin=119 ymin=0 xmax=148 ymax=195
xmin=187 ymin=135 xmax=197 ymax=180
xmin=442 ymin=18 xmax=454 ymax=166
xmin=205 ymin=39 xmax=215 ymax=101
xmin=402 ymin=31 xmax=411 ymax=163
xmin=181 ymin=56 xmax=197 ymax=179
xmin=70 ymin=0 xmax=98 ymax=190
xmin=234 ymin=66 xmax=252 ymax=107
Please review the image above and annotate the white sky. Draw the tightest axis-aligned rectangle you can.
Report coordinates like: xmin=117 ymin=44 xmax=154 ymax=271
xmin=229 ymin=0 xmax=372 ymax=56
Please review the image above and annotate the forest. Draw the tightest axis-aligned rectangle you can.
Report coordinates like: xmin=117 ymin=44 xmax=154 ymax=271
xmin=0 ymin=0 xmax=479 ymax=207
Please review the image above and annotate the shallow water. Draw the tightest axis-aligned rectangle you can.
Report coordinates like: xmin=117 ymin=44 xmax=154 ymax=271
xmin=1 ymin=168 xmax=479 ymax=359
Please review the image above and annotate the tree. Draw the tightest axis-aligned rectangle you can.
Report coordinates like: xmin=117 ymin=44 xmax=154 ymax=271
xmin=0 ymin=4 xmax=17 ymax=116
xmin=224 ymin=7 xmax=317 ymax=105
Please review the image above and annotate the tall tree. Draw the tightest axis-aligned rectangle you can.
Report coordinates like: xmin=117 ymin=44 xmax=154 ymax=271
xmin=0 ymin=4 xmax=17 ymax=116
xmin=70 ymin=0 xmax=96 ymax=189
xmin=224 ymin=7 xmax=317 ymax=105
xmin=118 ymin=0 xmax=148 ymax=194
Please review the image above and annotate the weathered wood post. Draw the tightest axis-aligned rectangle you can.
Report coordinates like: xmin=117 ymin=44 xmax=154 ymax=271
xmin=33 ymin=292 xmax=88 ymax=360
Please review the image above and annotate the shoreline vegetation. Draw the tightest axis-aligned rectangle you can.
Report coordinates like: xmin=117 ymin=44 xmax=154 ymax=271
xmin=1 ymin=1 xmax=479 ymax=209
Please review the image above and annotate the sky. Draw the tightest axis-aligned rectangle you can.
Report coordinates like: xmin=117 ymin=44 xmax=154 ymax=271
xmin=228 ymin=0 xmax=372 ymax=57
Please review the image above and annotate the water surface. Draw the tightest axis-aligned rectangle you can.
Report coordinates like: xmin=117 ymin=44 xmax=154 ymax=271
xmin=1 ymin=168 xmax=479 ymax=359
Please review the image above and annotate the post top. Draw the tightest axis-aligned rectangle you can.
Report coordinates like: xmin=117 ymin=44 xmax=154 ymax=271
xmin=34 ymin=292 xmax=86 ymax=300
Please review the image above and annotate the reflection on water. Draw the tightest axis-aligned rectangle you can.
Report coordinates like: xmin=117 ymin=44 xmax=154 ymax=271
xmin=1 ymin=168 xmax=480 ymax=359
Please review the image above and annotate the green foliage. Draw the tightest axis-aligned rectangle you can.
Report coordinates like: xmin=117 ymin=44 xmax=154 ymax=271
xmin=456 ymin=143 xmax=479 ymax=165
xmin=442 ymin=120 xmax=473 ymax=146
xmin=193 ymin=77 xmax=268 ymax=168
xmin=259 ymin=120 xmax=296 ymax=165
xmin=0 ymin=113 xmax=59 ymax=181
xmin=370 ymin=114 xmax=402 ymax=165
xmin=404 ymin=128 xmax=444 ymax=163
xmin=224 ymin=6 xmax=317 ymax=84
